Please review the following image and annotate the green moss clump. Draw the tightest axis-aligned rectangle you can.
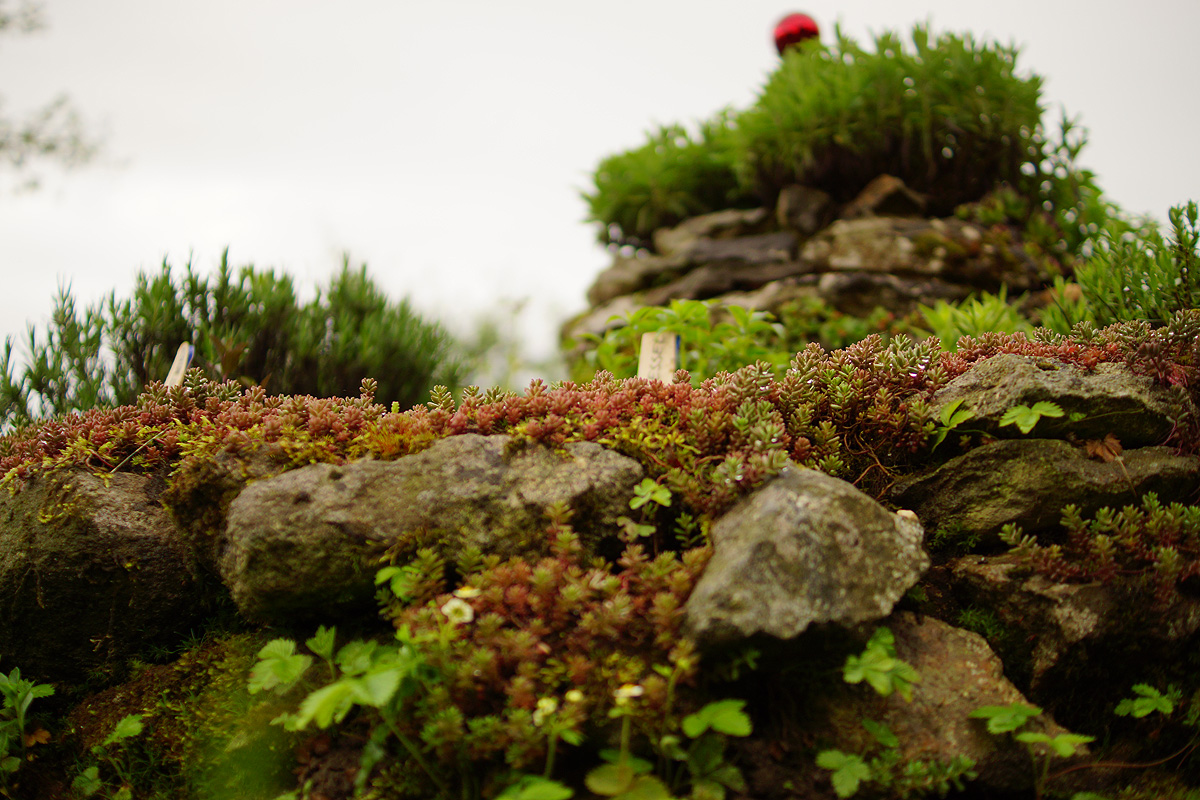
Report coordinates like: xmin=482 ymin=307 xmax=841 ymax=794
xmin=64 ymin=633 xmax=299 ymax=800
xmin=738 ymin=26 xmax=1039 ymax=212
xmin=585 ymin=24 xmax=1112 ymax=252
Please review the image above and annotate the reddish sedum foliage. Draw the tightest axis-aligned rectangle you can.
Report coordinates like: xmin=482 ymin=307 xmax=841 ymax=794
xmin=3 ymin=322 xmax=1197 ymax=513
xmin=378 ymin=520 xmax=709 ymax=773
xmin=1005 ymin=494 xmax=1200 ymax=608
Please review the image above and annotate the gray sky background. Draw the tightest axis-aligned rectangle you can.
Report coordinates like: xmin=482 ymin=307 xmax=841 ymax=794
xmin=1 ymin=1 xmax=1198 ymax=372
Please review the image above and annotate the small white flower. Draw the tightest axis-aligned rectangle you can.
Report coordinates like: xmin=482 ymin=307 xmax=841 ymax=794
xmin=533 ymin=697 xmax=559 ymax=726
xmin=440 ymin=597 xmax=475 ymax=625
xmin=453 ymin=585 xmax=482 ymax=599
xmin=613 ymin=683 xmax=644 ymax=706
xmin=564 ymin=689 xmax=584 ymax=704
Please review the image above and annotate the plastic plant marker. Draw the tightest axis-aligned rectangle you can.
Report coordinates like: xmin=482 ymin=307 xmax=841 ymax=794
xmin=637 ymin=332 xmax=679 ymax=382
xmin=164 ymin=341 xmax=194 ymax=387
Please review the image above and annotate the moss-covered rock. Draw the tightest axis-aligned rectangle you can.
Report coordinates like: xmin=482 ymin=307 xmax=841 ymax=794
xmin=220 ymin=434 xmax=643 ymax=623
xmin=0 ymin=469 xmax=204 ymax=683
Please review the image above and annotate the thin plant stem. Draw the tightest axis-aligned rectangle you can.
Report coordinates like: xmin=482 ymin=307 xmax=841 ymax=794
xmin=382 ymin=716 xmax=448 ymax=795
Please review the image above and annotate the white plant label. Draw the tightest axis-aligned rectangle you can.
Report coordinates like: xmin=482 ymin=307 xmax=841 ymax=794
xmin=164 ymin=342 xmax=194 ymax=387
xmin=637 ymin=332 xmax=679 ymax=382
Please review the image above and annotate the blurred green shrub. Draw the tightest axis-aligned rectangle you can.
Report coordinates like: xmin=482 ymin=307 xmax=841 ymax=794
xmin=571 ymin=298 xmax=915 ymax=382
xmin=574 ymin=300 xmax=789 ymax=382
xmin=584 ymin=112 xmax=756 ymax=248
xmin=738 ymin=26 xmax=1039 ymax=211
xmin=0 ymin=253 xmax=466 ymax=427
xmin=918 ymin=289 xmax=1032 ymax=351
xmin=1045 ymin=201 xmax=1200 ymax=330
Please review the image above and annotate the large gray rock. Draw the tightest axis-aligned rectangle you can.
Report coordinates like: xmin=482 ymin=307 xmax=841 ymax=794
xmin=820 ymin=613 xmax=1083 ymax=794
xmin=683 ymin=467 xmax=928 ymax=646
xmin=0 ymin=470 xmax=204 ymax=683
xmin=931 ymin=353 xmax=1192 ymax=447
xmin=221 ymin=434 xmax=643 ymax=623
xmin=695 ymin=271 xmax=972 ymax=322
xmin=891 ymin=440 xmax=1200 ymax=542
xmin=669 ymin=231 xmax=798 ymax=266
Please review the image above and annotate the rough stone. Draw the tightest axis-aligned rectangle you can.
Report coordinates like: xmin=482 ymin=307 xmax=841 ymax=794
xmin=930 ymin=353 xmax=1192 ymax=447
xmin=652 ymin=207 xmax=769 ymax=256
xmin=683 ymin=467 xmax=928 ymax=646
xmin=890 ymin=440 xmax=1200 ymax=541
xmin=641 ymin=259 xmax=808 ymax=306
xmin=0 ymin=470 xmax=204 ymax=683
xmin=560 ymin=295 xmax=642 ymax=343
xmin=586 ymin=253 xmax=688 ymax=307
xmin=812 ymin=271 xmax=973 ymax=318
xmin=221 ymin=434 xmax=643 ymax=623
xmin=821 ymin=613 xmax=1083 ymax=793
xmin=801 ymin=216 xmax=1041 ymax=290
xmin=838 ymin=174 xmax=927 ymax=219
xmin=775 ymin=184 xmax=834 ymax=234
xmin=671 ymin=231 xmax=798 ymax=266
xmin=950 ymin=555 xmax=1200 ymax=693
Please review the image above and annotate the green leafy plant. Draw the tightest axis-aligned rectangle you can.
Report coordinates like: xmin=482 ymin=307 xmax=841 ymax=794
xmin=818 ymin=631 xmax=975 ymax=797
xmin=584 ymin=695 xmax=751 ymax=800
xmin=970 ymin=703 xmax=1093 ymax=800
xmin=817 ymin=724 xmax=974 ymax=799
xmin=998 ymin=401 xmax=1066 ymax=434
xmin=496 ymin=774 xmax=575 ymax=800
xmin=930 ymin=398 xmax=975 ymax=451
xmin=1114 ymin=684 xmax=1180 ymax=720
xmin=72 ymin=713 xmax=146 ymax=800
xmin=577 ymin=299 xmax=790 ymax=383
xmin=0 ymin=663 xmax=54 ymax=793
xmin=918 ymin=289 xmax=1032 ymax=351
xmin=816 ymin=749 xmax=873 ymax=798
xmin=773 ymin=298 xmax=919 ymax=355
xmin=619 ymin=478 xmax=674 ymax=544
xmin=841 ymin=627 xmax=919 ymax=702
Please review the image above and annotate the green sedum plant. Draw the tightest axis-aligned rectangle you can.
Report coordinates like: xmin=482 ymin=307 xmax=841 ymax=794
xmin=0 ymin=663 xmax=54 ymax=794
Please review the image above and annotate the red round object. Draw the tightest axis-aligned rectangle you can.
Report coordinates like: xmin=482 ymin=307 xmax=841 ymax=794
xmin=774 ymin=12 xmax=819 ymax=55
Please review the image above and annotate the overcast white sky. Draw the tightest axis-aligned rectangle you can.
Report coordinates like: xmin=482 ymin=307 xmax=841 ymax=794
xmin=1 ymin=1 xmax=1198 ymax=371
